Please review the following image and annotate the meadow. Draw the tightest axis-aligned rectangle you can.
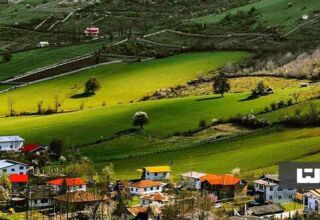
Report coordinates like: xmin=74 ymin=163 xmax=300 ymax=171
xmin=0 ymin=51 xmax=251 ymax=115
xmin=0 ymin=40 xmax=110 ymax=81
xmin=191 ymin=0 xmax=320 ymax=30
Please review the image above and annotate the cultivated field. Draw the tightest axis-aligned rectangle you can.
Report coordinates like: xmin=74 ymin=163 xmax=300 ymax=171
xmin=0 ymin=51 xmax=251 ymax=115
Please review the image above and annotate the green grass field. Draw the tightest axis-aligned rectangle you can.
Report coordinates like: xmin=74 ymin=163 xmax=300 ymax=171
xmin=192 ymin=0 xmax=320 ymax=30
xmin=0 ymin=51 xmax=251 ymax=115
xmin=0 ymin=40 xmax=111 ymax=81
xmin=108 ymin=127 xmax=320 ymax=179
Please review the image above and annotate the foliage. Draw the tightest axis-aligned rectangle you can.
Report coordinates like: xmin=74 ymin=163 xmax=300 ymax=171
xmin=2 ymin=52 xmax=12 ymax=63
xmin=85 ymin=77 xmax=101 ymax=95
xmin=133 ymin=111 xmax=149 ymax=129
xmin=199 ymin=119 xmax=207 ymax=129
xmin=0 ymin=173 xmax=11 ymax=192
xmin=213 ymin=72 xmax=230 ymax=97
xmin=49 ymin=139 xmax=63 ymax=157
xmin=229 ymin=114 xmax=269 ymax=129
xmin=65 ymin=162 xmax=96 ymax=181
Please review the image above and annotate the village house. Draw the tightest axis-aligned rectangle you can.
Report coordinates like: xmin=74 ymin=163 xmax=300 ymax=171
xmin=254 ymin=174 xmax=296 ymax=204
xmin=140 ymin=192 xmax=173 ymax=207
xmin=303 ymin=189 xmax=320 ymax=214
xmin=20 ymin=185 xmax=57 ymax=208
xmin=128 ymin=180 xmax=164 ymax=195
xmin=0 ymin=136 xmax=24 ymax=152
xmin=200 ymin=174 xmax=247 ymax=198
xmin=137 ymin=166 xmax=171 ymax=181
xmin=47 ymin=177 xmax=86 ymax=192
xmin=0 ymin=159 xmax=29 ymax=175
xmin=9 ymin=174 xmax=28 ymax=192
xmin=84 ymin=27 xmax=100 ymax=37
xmin=180 ymin=171 xmax=206 ymax=190
xmin=20 ymin=144 xmax=47 ymax=155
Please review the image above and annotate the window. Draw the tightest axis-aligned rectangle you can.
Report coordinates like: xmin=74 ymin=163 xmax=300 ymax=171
xmin=34 ymin=200 xmax=38 ymax=204
xmin=0 ymin=146 xmax=2 ymax=149
xmin=146 ymin=172 xmax=149 ymax=176
xmin=10 ymin=145 xmax=13 ymax=149
xmin=270 ymin=187 xmax=273 ymax=191
xmin=278 ymin=188 xmax=282 ymax=191
xmin=19 ymin=166 xmax=24 ymax=170
xmin=269 ymin=196 xmax=273 ymax=200
xmin=142 ymin=200 xmax=145 ymax=204
xmin=278 ymin=196 xmax=282 ymax=200
xmin=150 ymin=187 xmax=153 ymax=190
xmin=2 ymin=169 xmax=7 ymax=173
xmin=154 ymin=173 xmax=158 ymax=176
xmin=156 ymin=186 xmax=160 ymax=190
xmin=11 ymin=168 xmax=15 ymax=172
xmin=289 ymin=195 xmax=292 ymax=199
xmin=79 ymin=185 xmax=83 ymax=189
xmin=19 ymin=172 xmax=23 ymax=175
xmin=144 ymin=188 xmax=147 ymax=191
xmin=136 ymin=188 xmax=138 ymax=192
xmin=131 ymin=188 xmax=133 ymax=192
xmin=41 ymin=199 xmax=48 ymax=203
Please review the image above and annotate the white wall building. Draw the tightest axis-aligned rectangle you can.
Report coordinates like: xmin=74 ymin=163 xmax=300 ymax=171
xmin=304 ymin=189 xmax=320 ymax=214
xmin=180 ymin=171 xmax=207 ymax=190
xmin=0 ymin=136 xmax=24 ymax=152
xmin=129 ymin=180 xmax=164 ymax=195
xmin=254 ymin=174 xmax=296 ymax=204
xmin=0 ymin=159 xmax=29 ymax=175
xmin=138 ymin=166 xmax=171 ymax=181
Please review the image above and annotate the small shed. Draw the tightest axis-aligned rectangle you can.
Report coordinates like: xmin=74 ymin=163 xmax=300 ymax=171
xmin=84 ymin=27 xmax=100 ymax=37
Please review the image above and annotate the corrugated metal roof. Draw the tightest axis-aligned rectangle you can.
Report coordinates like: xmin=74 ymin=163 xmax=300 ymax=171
xmin=144 ymin=166 xmax=171 ymax=173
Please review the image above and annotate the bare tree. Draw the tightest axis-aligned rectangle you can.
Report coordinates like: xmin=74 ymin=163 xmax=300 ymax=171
xmin=37 ymin=100 xmax=44 ymax=114
xmin=53 ymin=95 xmax=61 ymax=113
xmin=291 ymin=92 xmax=300 ymax=103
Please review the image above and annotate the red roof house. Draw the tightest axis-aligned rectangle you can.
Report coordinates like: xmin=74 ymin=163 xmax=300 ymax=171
xmin=84 ymin=27 xmax=100 ymax=37
xmin=9 ymin=174 xmax=28 ymax=183
xmin=47 ymin=178 xmax=86 ymax=192
xmin=200 ymin=174 xmax=247 ymax=198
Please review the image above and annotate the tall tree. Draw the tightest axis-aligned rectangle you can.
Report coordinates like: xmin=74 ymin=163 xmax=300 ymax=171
xmin=85 ymin=77 xmax=101 ymax=95
xmin=213 ymin=73 xmax=230 ymax=97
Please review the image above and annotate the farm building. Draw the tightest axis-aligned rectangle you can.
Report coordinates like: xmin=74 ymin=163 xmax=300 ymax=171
xmin=0 ymin=136 xmax=24 ymax=152
xmin=0 ymin=159 xmax=29 ymax=175
xmin=254 ymin=174 xmax=296 ymax=204
xmin=128 ymin=180 xmax=164 ymax=195
xmin=180 ymin=171 xmax=207 ymax=190
xmin=137 ymin=166 xmax=171 ymax=181
xmin=47 ymin=177 xmax=86 ymax=192
xmin=20 ymin=185 xmax=56 ymax=208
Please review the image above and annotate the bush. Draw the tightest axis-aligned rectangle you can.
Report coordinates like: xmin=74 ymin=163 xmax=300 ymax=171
xmin=199 ymin=119 xmax=207 ymax=129
xmin=287 ymin=99 xmax=293 ymax=106
xmin=277 ymin=100 xmax=286 ymax=108
xmin=271 ymin=102 xmax=277 ymax=110
xmin=2 ymin=52 xmax=12 ymax=63
xmin=228 ymin=114 xmax=269 ymax=129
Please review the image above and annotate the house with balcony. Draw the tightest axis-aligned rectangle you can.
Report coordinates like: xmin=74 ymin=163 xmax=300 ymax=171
xmin=0 ymin=136 xmax=24 ymax=152
xmin=304 ymin=189 xmax=320 ymax=215
xmin=254 ymin=174 xmax=296 ymax=204
xmin=128 ymin=180 xmax=164 ymax=195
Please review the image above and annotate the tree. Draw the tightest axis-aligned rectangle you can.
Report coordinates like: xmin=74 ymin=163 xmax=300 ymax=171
xmin=291 ymin=92 xmax=300 ymax=103
xmin=2 ymin=52 xmax=12 ymax=63
xmin=0 ymin=173 xmax=11 ymax=192
xmin=85 ymin=77 xmax=101 ymax=95
xmin=199 ymin=119 xmax=207 ymax=129
xmin=213 ymin=73 xmax=230 ymax=97
xmin=37 ymin=100 xmax=44 ymax=114
xmin=7 ymin=97 xmax=15 ymax=116
xmin=100 ymin=163 xmax=115 ymax=191
xmin=133 ymin=111 xmax=149 ymax=129
xmin=53 ymin=95 xmax=61 ymax=113
xmin=49 ymin=139 xmax=63 ymax=157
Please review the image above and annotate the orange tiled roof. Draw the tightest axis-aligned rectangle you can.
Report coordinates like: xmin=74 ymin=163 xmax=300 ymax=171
xmin=127 ymin=206 xmax=148 ymax=216
xmin=54 ymin=190 xmax=106 ymax=203
xmin=140 ymin=192 xmax=172 ymax=202
xmin=200 ymin=174 xmax=240 ymax=186
xmin=129 ymin=180 xmax=163 ymax=188
xmin=47 ymin=178 xmax=85 ymax=186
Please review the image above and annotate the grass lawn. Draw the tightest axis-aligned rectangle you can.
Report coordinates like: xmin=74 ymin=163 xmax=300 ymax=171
xmin=0 ymin=51 xmax=251 ymax=115
xmin=191 ymin=0 xmax=320 ymax=30
xmin=281 ymin=202 xmax=303 ymax=211
xmin=108 ymin=127 xmax=320 ymax=179
xmin=0 ymin=40 xmax=111 ymax=81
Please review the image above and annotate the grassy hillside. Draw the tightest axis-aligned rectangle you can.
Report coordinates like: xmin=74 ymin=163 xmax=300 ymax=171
xmin=0 ymin=40 xmax=110 ymax=81
xmin=192 ymin=0 xmax=320 ymax=30
xmin=0 ymin=52 xmax=251 ymax=115
xmin=0 ymin=83 xmax=309 ymax=146
xmin=109 ymin=127 xmax=320 ymax=179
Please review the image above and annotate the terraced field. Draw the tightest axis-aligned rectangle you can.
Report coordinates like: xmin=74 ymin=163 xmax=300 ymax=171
xmin=0 ymin=51 xmax=251 ymax=115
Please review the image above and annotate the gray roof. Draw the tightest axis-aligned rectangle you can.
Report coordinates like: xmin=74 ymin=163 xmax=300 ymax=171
xmin=0 ymin=159 xmax=28 ymax=169
xmin=0 ymin=136 xmax=24 ymax=143
xmin=249 ymin=204 xmax=284 ymax=216
xmin=180 ymin=171 xmax=207 ymax=179
xmin=264 ymin=174 xmax=279 ymax=181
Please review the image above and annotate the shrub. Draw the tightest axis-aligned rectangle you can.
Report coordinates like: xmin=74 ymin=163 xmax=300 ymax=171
xmin=2 ymin=52 xmax=12 ymax=63
xmin=271 ymin=102 xmax=277 ymax=110
xmin=287 ymin=99 xmax=293 ymax=106
xmin=264 ymin=107 xmax=269 ymax=112
xmin=199 ymin=119 xmax=207 ymax=129
xmin=277 ymin=100 xmax=286 ymax=108
xmin=211 ymin=118 xmax=219 ymax=125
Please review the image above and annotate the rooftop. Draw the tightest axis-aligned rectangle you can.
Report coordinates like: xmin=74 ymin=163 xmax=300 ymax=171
xmin=9 ymin=174 xmax=28 ymax=183
xmin=20 ymin=144 xmax=44 ymax=153
xmin=0 ymin=159 xmax=28 ymax=169
xmin=180 ymin=171 xmax=207 ymax=179
xmin=137 ymin=166 xmax=171 ymax=173
xmin=129 ymin=180 xmax=163 ymax=188
xmin=200 ymin=174 xmax=241 ymax=186
xmin=140 ymin=192 xmax=173 ymax=202
xmin=0 ymin=136 xmax=24 ymax=143
xmin=249 ymin=204 xmax=284 ymax=216
xmin=47 ymin=178 xmax=85 ymax=186
xmin=54 ymin=191 xmax=106 ymax=203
